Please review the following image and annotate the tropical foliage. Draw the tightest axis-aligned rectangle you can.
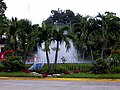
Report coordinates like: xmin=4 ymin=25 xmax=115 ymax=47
xmin=0 ymin=0 xmax=120 ymax=74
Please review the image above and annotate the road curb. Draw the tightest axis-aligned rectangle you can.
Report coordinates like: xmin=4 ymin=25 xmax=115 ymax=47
xmin=0 ymin=77 xmax=120 ymax=82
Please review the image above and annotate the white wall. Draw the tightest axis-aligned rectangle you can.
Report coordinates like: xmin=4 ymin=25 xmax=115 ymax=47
xmin=0 ymin=44 xmax=5 ymax=52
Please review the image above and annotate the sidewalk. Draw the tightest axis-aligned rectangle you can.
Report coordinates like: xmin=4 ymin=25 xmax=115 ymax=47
xmin=0 ymin=77 xmax=120 ymax=82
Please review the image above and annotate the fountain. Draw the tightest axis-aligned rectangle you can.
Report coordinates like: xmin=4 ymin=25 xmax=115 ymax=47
xmin=34 ymin=41 xmax=79 ymax=63
xmin=33 ymin=23 xmax=91 ymax=64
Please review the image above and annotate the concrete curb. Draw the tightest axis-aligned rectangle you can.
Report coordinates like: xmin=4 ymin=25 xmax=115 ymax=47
xmin=0 ymin=77 xmax=120 ymax=82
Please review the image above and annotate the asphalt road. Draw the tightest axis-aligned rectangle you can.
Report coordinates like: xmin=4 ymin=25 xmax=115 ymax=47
xmin=0 ymin=80 xmax=120 ymax=90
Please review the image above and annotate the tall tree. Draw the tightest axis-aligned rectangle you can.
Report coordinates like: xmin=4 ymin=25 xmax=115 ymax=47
xmin=73 ymin=16 xmax=90 ymax=60
xmin=5 ymin=17 xmax=19 ymax=55
xmin=17 ymin=19 xmax=33 ymax=62
xmin=45 ymin=9 xmax=77 ymax=25
xmin=52 ymin=24 xmax=75 ymax=72
xmin=45 ymin=9 xmax=77 ymax=72
xmin=0 ymin=0 xmax=7 ymax=45
xmin=0 ymin=0 xmax=7 ymax=16
xmin=96 ymin=12 xmax=120 ymax=59
xmin=38 ymin=22 xmax=53 ymax=73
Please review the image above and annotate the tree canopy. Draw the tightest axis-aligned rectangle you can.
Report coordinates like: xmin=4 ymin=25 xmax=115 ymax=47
xmin=0 ymin=1 xmax=120 ymax=66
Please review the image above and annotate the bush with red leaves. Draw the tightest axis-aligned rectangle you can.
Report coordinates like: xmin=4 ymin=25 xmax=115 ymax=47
xmin=42 ymin=74 xmax=48 ymax=77
xmin=64 ymin=71 xmax=70 ymax=74
xmin=73 ymin=70 xmax=79 ymax=73
xmin=22 ymin=69 xmax=31 ymax=73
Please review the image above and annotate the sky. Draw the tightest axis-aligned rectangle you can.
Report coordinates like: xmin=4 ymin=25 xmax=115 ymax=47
xmin=4 ymin=0 xmax=120 ymax=25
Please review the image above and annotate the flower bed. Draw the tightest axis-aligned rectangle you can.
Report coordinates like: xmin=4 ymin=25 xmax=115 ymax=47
xmin=22 ymin=69 xmax=31 ymax=73
xmin=73 ymin=70 xmax=79 ymax=73
xmin=42 ymin=73 xmax=48 ymax=77
xmin=64 ymin=71 xmax=70 ymax=74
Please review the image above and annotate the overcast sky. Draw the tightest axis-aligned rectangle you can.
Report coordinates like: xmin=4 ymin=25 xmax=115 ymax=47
xmin=4 ymin=0 xmax=120 ymax=25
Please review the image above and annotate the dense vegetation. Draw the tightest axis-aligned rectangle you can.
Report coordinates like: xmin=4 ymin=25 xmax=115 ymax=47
xmin=0 ymin=0 xmax=120 ymax=74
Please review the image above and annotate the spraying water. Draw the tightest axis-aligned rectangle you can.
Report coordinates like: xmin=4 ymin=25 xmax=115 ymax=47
xmin=34 ymin=41 xmax=79 ymax=63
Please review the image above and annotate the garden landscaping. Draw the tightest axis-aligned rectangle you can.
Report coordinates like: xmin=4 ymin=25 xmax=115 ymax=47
xmin=0 ymin=50 xmax=120 ymax=79
xmin=1 ymin=2 xmax=120 ymax=80
xmin=0 ymin=71 xmax=120 ymax=79
xmin=0 ymin=62 xmax=120 ymax=79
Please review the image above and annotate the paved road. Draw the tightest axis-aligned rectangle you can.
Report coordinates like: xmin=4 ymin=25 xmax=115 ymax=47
xmin=0 ymin=80 xmax=120 ymax=90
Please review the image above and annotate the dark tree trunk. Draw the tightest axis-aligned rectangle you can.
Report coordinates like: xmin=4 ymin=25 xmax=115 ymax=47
xmin=23 ymin=52 xmax=27 ymax=65
xmin=45 ymin=42 xmax=50 ymax=73
xmin=101 ymin=47 xmax=104 ymax=59
xmin=82 ymin=50 xmax=85 ymax=60
xmin=54 ymin=41 xmax=59 ymax=73
xmin=14 ymin=36 xmax=17 ymax=56
xmin=90 ymin=46 xmax=94 ymax=61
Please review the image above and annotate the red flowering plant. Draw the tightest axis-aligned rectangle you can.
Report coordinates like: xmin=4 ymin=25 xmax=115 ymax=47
xmin=0 ymin=49 xmax=14 ymax=61
xmin=64 ymin=71 xmax=70 ymax=74
xmin=73 ymin=70 xmax=79 ymax=73
xmin=0 ymin=52 xmax=5 ymax=60
xmin=110 ymin=50 xmax=120 ymax=66
xmin=22 ymin=69 xmax=31 ymax=73
xmin=111 ymin=50 xmax=120 ymax=55
xmin=42 ymin=74 xmax=48 ymax=77
xmin=7 ymin=50 xmax=13 ymax=53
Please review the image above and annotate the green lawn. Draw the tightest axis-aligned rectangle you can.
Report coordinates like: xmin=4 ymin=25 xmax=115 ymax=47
xmin=0 ymin=72 xmax=120 ymax=79
xmin=59 ymin=73 xmax=120 ymax=79
xmin=0 ymin=72 xmax=41 ymax=77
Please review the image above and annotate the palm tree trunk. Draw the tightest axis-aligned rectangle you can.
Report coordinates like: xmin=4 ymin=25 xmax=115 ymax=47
xmin=45 ymin=42 xmax=50 ymax=73
xmin=0 ymin=35 xmax=2 ymax=43
xmin=23 ymin=52 xmax=27 ymax=65
xmin=22 ymin=42 xmax=26 ymax=65
xmin=90 ymin=46 xmax=94 ymax=61
xmin=14 ymin=36 xmax=17 ymax=56
xmin=54 ymin=41 xmax=59 ymax=73
xmin=82 ymin=50 xmax=85 ymax=60
xmin=101 ymin=47 xmax=104 ymax=59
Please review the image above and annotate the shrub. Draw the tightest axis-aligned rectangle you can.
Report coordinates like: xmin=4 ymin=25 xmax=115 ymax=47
xmin=22 ymin=69 xmax=31 ymax=73
xmin=65 ymin=63 xmax=91 ymax=72
xmin=39 ymin=64 xmax=68 ymax=74
xmin=73 ymin=70 xmax=79 ymax=73
xmin=1 ymin=56 xmax=24 ymax=72
xmin=110 ymin=50 xmax=120 ymax=67
xmin=0 ymin=64 xmax=5 ymax=71
xmin=90 ymin=58 xmax=110 ymax=74
xmin=110 ymin=53 xmax=120 ymax=67
xmin=111 ymin=67 xmax=120 ymax=74
xmin=25 ymin=64 xmax=32 ymax=69
xmin=56 ymin=65 xmax=68 ymax=73
xmin=42 ymin=73 xmax=48 ymax=77
xmin=6 ymin=56 xmax=22 ymax=61
xmin=39 ymin=65 xmax=48 ymax=73
xmin=64 ymin=71 xmax=70 ymax=74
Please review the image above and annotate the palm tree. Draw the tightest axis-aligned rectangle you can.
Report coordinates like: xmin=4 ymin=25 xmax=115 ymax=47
xmin=38 ymin=22 xmax=53 ymax=73
xmin=0 ymin=0 xmax=7 ymax=16
xmin=86 ymin=18 xmax=99 ymax=60
xmin=5 ymin=17 xmax=19 ymax=55
xmin=17 ymin=19 xmax=42 ymax=64
xmin=96 ymin=12 xmax=120 ymax=59
xmin=5 ymin=18 xmax=39 ymax=64
xmin=73 ymin=16 xmax=90 ymax=60
xmin=52 ymin=23 xmax=75 ymax=72
xmin=0 ymin=16 xmax=8 ymax=44
xmin=17 ymin=19 xmax=34 ymax=63
xmin=0 ymin=0 xmax=7 ymax=40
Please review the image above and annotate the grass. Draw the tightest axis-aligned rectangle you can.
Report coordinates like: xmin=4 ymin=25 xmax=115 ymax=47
xmin=0 ymin=63 xmax=120 ymax=79
xmin=0 ymin=72 xmax=41 ymax=77
xmin=0 ymin=72 xmax=120 ymax=79
xmin=43 ymin=63 xmax=91 ymax=69
xmin=59 ymin=72 xmax=120 ymax=79
xmin=25 ymin=64 xmax=33 ymax=69
xmin=58 ymin=63 xmax=92 ymax=71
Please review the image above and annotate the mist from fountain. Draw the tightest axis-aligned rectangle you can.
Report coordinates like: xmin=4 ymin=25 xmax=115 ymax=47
xmin=34 ymin=41 xmax=80 ymax=63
